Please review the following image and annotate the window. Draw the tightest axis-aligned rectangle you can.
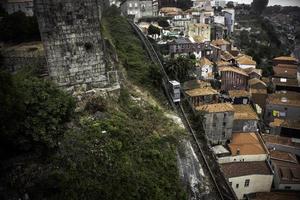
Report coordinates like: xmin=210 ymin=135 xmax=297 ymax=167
xmin=223 ymin=122 xmax=226 ymax=126
xmin=285 ymin=186 xmax=291 ymax=190
xmin=236 ymin=184 xmax=239 ymax=188
xmin=244 ymin=179 xmax=250 ymax=187
xmin=222 ymin=131 xmax=225 ymax=137
xmin=229 ymin=182 xmax=232 ymax=186
xmin=129 ymin=3 xmax=132 ymax=7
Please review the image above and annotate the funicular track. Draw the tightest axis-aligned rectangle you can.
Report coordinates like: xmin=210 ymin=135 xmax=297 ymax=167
xmin=128 ymin=20 xmax=237 ymax=200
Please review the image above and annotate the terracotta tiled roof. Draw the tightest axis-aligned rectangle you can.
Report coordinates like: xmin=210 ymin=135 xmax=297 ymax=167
xmin=211 ymin=39 xmax=230 ymax=46
xmin=216 ymin=60 xmax=232 ymax=67
xmin=236 ymin=55 xmax=257 ymax=65
xmin=221 ymin=51 xmax=234 ymax=61
xmin=228 ymin=90 xmax=250 ymax=98
xmin=195 ymin=103 xmax=234 ymax=113
xmin=233 ymin=104 xmax=259 ymax=120
xmin=266 ymin=91 xmax=300 ymax=107
xmin=270 ymin=150 xmax=298 ymax=163
xmin=229 ymin=132 xmax=267 ymax=156
xmin=184 ymin=8 xmax=199 ymax=14
xmin=269 ymin=118 xmax=300 ymax=130
xmin=272 ymin=159 xmax=300 ymax=184
xmin=262 ymin=134 xmax=300 ymax=148
xmin=160 ymin=7 xmax=183 ymax=15
xmin=250 ymin=88 xmax=267 ymax=94
xmin=253 ymin=192 xmax=300 ymax=200
xmin=273 ymin=56 xmax=298 ymax=62
xmin=244 ymin=68 xmax=262 ymax=76
xmin=262 ymin=77 xmax=270 ymax=84
xmin=185 ymin=87 xmax=218 ymax=97
xmin=248 ymin=78 xmax=267 ymax=87
xmin=197 ymin=57 xmax=213 ymax=66
xmin=221 ymin=161 xmax=272 ymax=178
xmin=190 ymin=23 xmax=209 ymax=28
xmin=281 ymin=119 xmax=300 ymax=130
xmin=182 ymin=79 xmax=211 ymax=90
xmin=220 ymin=66 xmax=248 ymax=76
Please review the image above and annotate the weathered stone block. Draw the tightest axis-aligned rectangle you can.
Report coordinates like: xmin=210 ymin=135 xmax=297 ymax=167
xmin=34 ymin=0 xmax=108 ymax=89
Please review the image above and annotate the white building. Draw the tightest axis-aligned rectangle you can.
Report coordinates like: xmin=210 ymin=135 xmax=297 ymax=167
xmin=172 ymin=13 xmax=192 ymax=32
xmin=212 ymin=0 xmax=227 ymax=8
xmin=2 ymin=0 xmax=34 ymax=16
xmin=109 ymin=0 xmax=121 ymax=7
xmin=192 ymin=0 xmax=211 ymax=9
xmin=196 ymin=57 xmax=214 ymax=80
xmin=120 ymin=0 xmax=156 ymax=21
xmin=214 ymin=15 xmax=225 ymax=25
xmin=221 ymin=161 xmax=273 ymax=199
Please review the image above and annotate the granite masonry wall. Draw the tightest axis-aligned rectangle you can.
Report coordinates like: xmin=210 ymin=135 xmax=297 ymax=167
xmin=34 ymin=0 xmax=108 ymax=89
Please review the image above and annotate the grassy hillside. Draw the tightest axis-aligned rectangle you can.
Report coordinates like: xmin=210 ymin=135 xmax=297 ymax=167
xmin=0 ymin=6 xmax=186 ymax=200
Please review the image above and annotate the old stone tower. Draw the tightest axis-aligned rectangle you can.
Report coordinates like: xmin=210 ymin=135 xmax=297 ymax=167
xmin=34 ymin=0 xmax=108 ymax=89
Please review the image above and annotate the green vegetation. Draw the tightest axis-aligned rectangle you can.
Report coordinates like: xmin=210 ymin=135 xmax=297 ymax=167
xmin=165 ymin=56 xmax=195 ymax=83
xmin=251 ymin=0 xmax=269 ymax=15
xmin=176 ymin=0 xmax=193 ymax=11
xmin=0 ymin=6 xmax=186 ymax=200
xmin=234 ymin=16 xmax=288 ymax=76
xmin=102 ymin=7 xmax=162 ymax=88
xmin=0 ymin=71 xmax=75 ymax=159
xmin=0 ymin=11 xmax=40 ymax=42
xmin=148 ymin=24 xmax=161 ymax=36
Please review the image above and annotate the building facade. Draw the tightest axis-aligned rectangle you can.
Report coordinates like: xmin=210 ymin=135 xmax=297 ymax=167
xmin=121 ymin=0 xmax=154 ymax=21
xmin=270 ymin=153 xmax=300 ymax=191
xmin=221 ymin=161 xmax=273 ymax=200
xmin=220 ymin=67 xmax=249 ymax=91
xmin=196 ymin=103 xmax=234 ymax=145
xmin=2 ymin=0 xmax=34 ymax=16
xmin=264 ymin=92 xmax=300 ymax=124
xmin=232 ymin=105 xmax=259 ymax=133
xmin=195 ymin=57 xmax=214 ymax=80
xmin=188 ymin=23 xmax=211 ymax=43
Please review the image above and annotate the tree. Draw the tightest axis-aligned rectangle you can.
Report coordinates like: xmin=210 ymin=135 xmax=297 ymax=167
xmin=148 ymin=24 xmax=160 ymax=36
xmin=157 ymin=18 xmax=170 ymax=28
xmin=0 ymin=71 xmax=75 ymax=158
xmin=251 ymin=0 xmax=269 ymax=15
xmin=165 ymin=56 xmax=194 ymax=82
xmin=176 ymin=0 xmax=193 ymax=11
xmin=226 ymin=1 xmax=235 ymax=8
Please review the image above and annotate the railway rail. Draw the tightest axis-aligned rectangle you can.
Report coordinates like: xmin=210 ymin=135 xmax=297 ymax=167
xmin=128 ymin=20 xmax=237 ymax=200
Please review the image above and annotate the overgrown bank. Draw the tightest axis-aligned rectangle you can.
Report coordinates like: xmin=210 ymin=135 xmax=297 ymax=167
xmin=0 ymin=6 xmax=187 ymax=200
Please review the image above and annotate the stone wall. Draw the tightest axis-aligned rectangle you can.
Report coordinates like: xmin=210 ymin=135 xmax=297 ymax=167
xmin=203 ymin=111 xmax=234 ymax=145
xmin=34 ymin=0 xmax=108 ymax=90
xmin=1 ymin=42 xmax=47 ymax=74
